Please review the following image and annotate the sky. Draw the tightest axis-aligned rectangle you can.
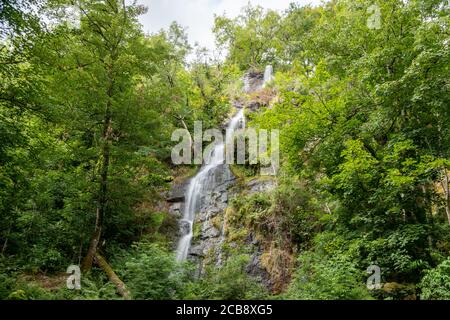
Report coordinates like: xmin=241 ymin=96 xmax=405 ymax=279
xmin=137 ymin=0 xmax=324 ymax=54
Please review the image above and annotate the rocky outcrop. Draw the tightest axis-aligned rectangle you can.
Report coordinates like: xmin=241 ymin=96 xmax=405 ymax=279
xmin=245 ymin=233 xmax=273 ymax=289
xmin=246 ymin=178 xmax=277 ymax=195
xmin=243 ymin=71 xmax=264 ymax=93
xmin=166 ymin=180 xmax=190 ymax=243
xmin=168 ymin=164 xmax=236 ymax=268
xmin=168 ymin=68 xmax=279 ymax=289
xmin=189 ymin=165 xmax=236 ymax=265
xmin=166 ymin=181 xmax=190 ymax=203
xmin=243 ymin=180 xmax=277 ymax=291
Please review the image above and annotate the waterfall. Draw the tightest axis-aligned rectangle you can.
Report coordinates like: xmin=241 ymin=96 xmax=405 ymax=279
xmin=243 ymin=74 xmax=251 ymax=93
xmin=176 ymin=109 xmax=246 ymax=262
xmin=263 ymin=65 xmax=274 ymax=87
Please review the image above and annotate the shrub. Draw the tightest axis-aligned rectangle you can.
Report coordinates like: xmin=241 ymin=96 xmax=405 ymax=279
xmin=120 ymin=242 xmax=190 ymax=300
xmin=195 ymin=254 xmax=269 ymax=300
xmin=285 ymin=251 xmax=373 ymax=300
xmin=420 ymin=258 xmax=450 ymax=300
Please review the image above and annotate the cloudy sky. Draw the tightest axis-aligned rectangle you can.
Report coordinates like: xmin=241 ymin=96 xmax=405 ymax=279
xmin=137 ymin=0 xmax=324 ymax=53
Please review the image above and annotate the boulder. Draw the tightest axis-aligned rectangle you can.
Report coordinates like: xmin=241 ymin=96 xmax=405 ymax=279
xmin=246 ymin=179 xmax=277 ymax=195
xmin=166 ymin=181 xmax=189 ymax=203
xmin=169 ymin=202 xmax=183 ymax=218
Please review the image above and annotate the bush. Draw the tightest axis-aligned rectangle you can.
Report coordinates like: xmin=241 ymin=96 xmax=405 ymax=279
xmin=285 ymin=252 xmax=373 ymax=300
xmin=0 ymin=273 xmax=16 ymax=300
xmin=119 ymin=242 xmax=190 ymax=300
xmin=194 ymin=254 xmax=269 ymax=300
xmin=420 ymin=258 xmax=450 ymax=300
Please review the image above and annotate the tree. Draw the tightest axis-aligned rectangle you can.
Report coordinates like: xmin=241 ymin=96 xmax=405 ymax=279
xmin=213 ymin=4 xmax=281 ymax=71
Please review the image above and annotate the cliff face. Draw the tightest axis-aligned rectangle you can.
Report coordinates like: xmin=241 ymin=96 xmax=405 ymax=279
xmin=189 ymin=165 xmax=235 ymax=264
xmin=243 ymin=71 xmax=264 ymax=93
xmin=168 ymin=70 xmax=287 ymax=292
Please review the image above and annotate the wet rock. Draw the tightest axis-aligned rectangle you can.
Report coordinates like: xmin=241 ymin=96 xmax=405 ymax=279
xmin=169 ymin=202 xmax=183 ymax=218
xmin=188 ymin=167 xmax=236 ymax=269
xmin=220 ymin=192 xmax=228 ymax=203
xmin=179 ymin=220 xmax=191 ymax=236
xmin=189 ymin=245 xmax=205 ymax=258
xmin=243 ymin=71 xmax=264 ymax=93
xmin=167 ymin=182 xmax=189 ymax=203
xmin=247 ymin=100 xmax=262 ymax=111
xmin=246 ymin=179 xmax=277 ymax=195
xmin=201 ymin=225 xmax=220 ymax=240
xmin=246 ymin=233 xmax=260 ymax=246
xmin=246 ymin=250 xmax=272 ymax=290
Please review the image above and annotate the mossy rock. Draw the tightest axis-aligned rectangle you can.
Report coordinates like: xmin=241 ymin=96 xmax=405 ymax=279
xmin=227 ymin=228 xmax=248 ymax=243
xmin=211 ymin=215 xmax=223 ymax=231
xmin=192 ymin=222 xmax=202 ymax=243
xmin=382 ymin=282 xmax=416 ymax=300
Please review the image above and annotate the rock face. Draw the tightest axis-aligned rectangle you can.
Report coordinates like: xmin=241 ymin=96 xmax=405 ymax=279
xmin=247 ymin=100 xmax=262 ymax=111
xmin=245 ymin=233 xmax=273 ymax=290
xmin=166 ymin=180 xmax=190 ymax=203
xmin=168 ymin=165 xmax=236 ymax=269
xmin=167 ymin=185 xmax=188 ymax=241
xmin=243 ymin=71 xmax=264 ymax=93
xmin=243 ymin=180 xmax=277 ymax=291
xmin=168 ymin=68 xmax=278 ymax=290
xmin=168 ymin=202 xmax=183 ymax=219
xmin=246 ymin=179 xmax=277 ymax=195
xmin=189 ymin=165 xmax=235 ymax=265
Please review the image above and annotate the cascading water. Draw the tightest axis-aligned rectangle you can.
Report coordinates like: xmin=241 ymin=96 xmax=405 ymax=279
xmin=176 ymin=109 xmax=246 ymax=262
xmin=263 ymin=65 xmax=274 ymax=87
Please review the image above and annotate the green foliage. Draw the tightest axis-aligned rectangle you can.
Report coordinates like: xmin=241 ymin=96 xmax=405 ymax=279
xmin=0 ymin=257 xmax=17 ymax=299
xmin=285 ymin=251 xmax=373 ymax=300
xmin=247 ymin=0 xmax=450 ymax=291
xmin=119 ymin=243 xmax=190 ymax=300
xmin=193 ymin=254 xmax=269 ymax=300
xmin=1 ymin=0 xmax=449 ymax=301
xmin=214 ymin=4 xmax=282 ymax=70
xmin=420 ymin=258 xmax=450 ymax=300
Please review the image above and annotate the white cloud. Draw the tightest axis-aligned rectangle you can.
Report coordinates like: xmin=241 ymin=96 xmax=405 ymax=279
xmin=137 ymin=0 xmax=324 ymax=53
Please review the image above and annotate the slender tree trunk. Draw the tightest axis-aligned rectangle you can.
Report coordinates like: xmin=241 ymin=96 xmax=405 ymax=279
xmin=1 ymin=238 xmax=7 ymax=255
xmin=443 ymin=169 xmax=450 ymax=227
xmin=81 ymin=208 xmax=103 ymax=271
xmin=1 ymin=226 xmax=11 ymax=255
xmin=82 ymin=70 xmax=114 ymax=272
xmin=94 ymin=253 xmax=131 ymax=300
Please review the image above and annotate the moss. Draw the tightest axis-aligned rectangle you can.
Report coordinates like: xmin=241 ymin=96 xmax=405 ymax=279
xmin=227 ymin=228 xmax=248 ymax=243
xmin=260 ymin=246 xmax=294 ymax=294
xmin=230 ymin=165 xmax=277 ymax=189
xmin=158 ymin=212 xmax=179 ymax=243
xmin=171 ymin=165 xmax=199 ymax=184
xmin=245 ymin=87 xmax=277 ymax=108
xmin=211 ymin=215 xmax=223 ymax=231
xmin=192 ymin=222 xmax=202 ymax=244
xmin=230 ymin=164 xmax=257 ymax=181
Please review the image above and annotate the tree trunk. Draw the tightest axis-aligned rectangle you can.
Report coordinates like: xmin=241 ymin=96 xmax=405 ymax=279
xmin=94 ymin=253 xmax=131 ymax=300
xmin=82 ymin=75 xmax=113 ymax=272
xmin=1 ymin=226 xmax=11 ymax=255
xmin=81 ymin=208 xmax=103 ymax=272
xmin=443 ymin=169 xmax=450 ymax=227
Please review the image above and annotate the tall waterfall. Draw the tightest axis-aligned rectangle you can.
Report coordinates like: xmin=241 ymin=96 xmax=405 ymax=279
xmin=263 ymin=65 xmax=274 ymax=86
xmin=176 ymin=109 xmax=246 ymax=262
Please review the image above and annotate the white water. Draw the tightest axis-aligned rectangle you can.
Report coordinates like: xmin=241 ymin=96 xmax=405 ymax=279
xmin=176 ymin=109 xmax=246 ymax=262
xmin=263 ymin=65 xmax=274 ymax=87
